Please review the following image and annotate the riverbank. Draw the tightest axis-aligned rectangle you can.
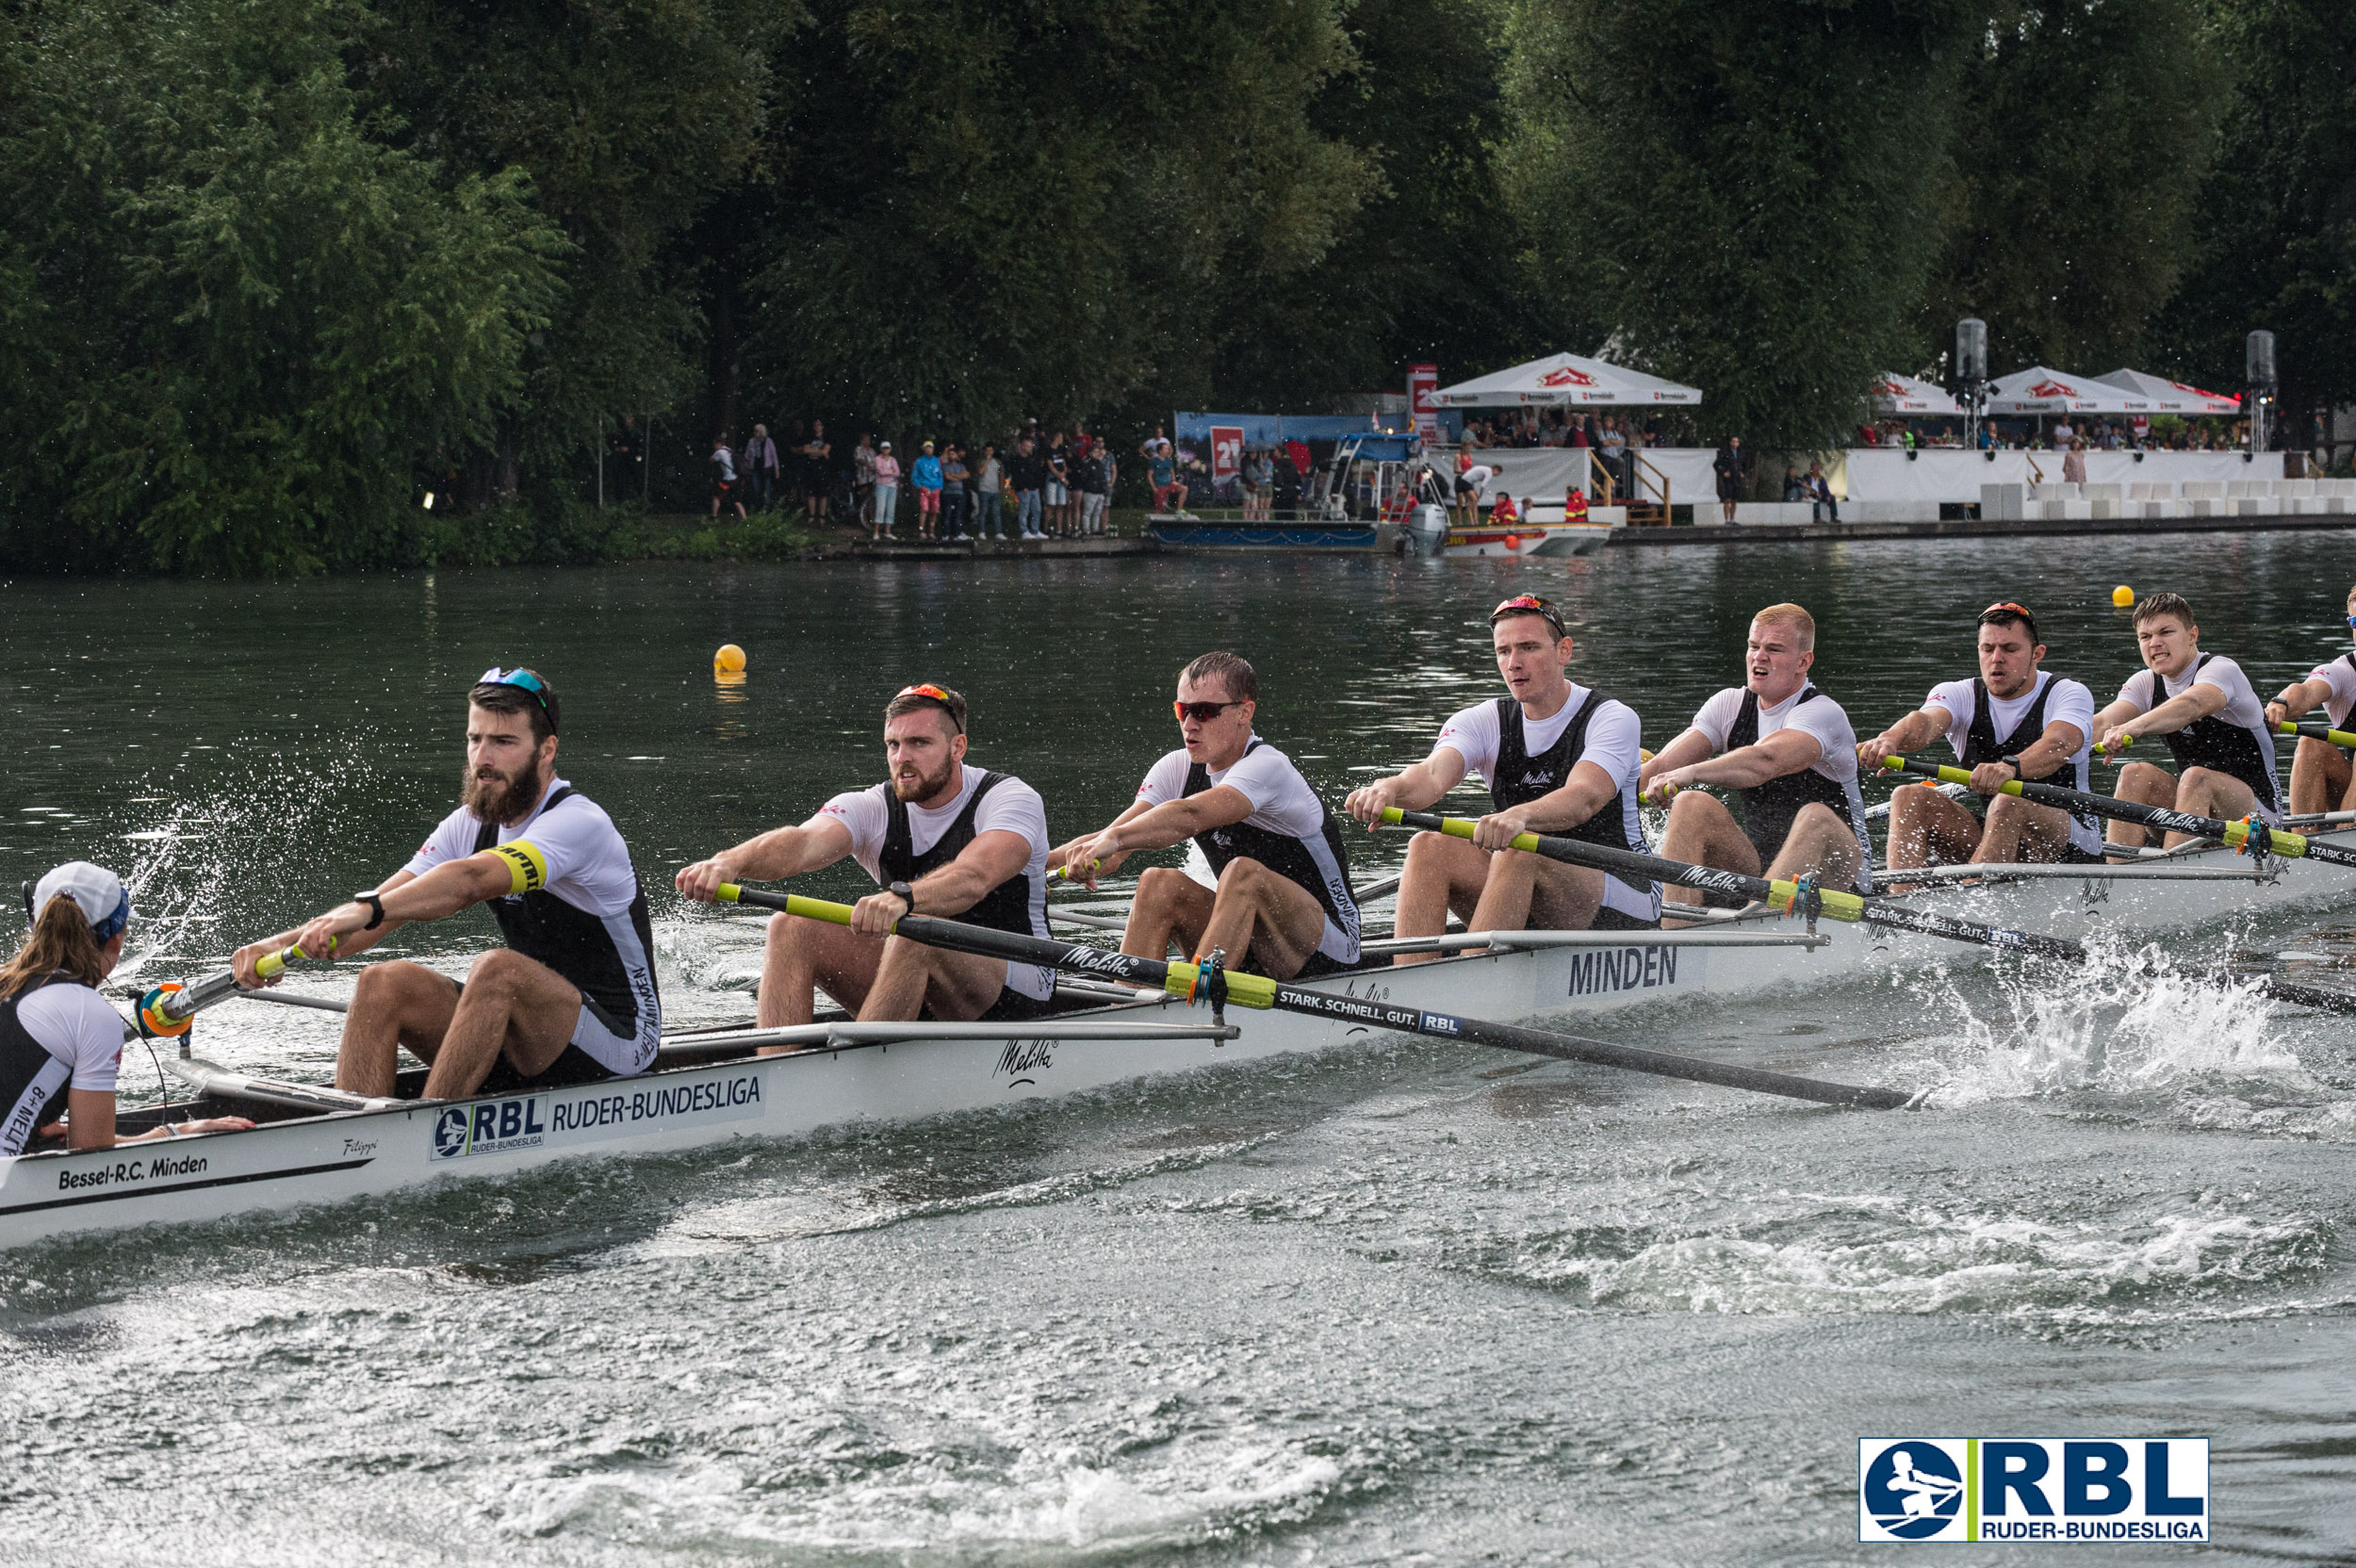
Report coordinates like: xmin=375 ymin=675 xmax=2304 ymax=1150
xmin=1610 ymin=509 xmax=2356 ymax=547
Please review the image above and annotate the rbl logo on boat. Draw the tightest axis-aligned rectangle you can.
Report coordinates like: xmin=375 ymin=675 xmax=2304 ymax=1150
xmin=1857 ymin=1438 xmax=2207 ymax=1543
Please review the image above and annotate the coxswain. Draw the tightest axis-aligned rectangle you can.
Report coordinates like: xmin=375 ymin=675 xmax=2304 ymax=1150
xmin=233 ymin=668 xmax=661 ymax=1099
xmin=2090 ymin=592 xmax=2282 ymax=847
xmin=2263 ymin=582 xmax=2356 ymax=817
xmin=1638 ymin=603 xmax=1873 ymax=916
xmin=4 ymin=863 xmax=251 ymax=1152
xmin=675 ymin=683 xmax=1055 ymax=1031
xmin=1855 ymin=601 xmax=2102 ymax=869
xmin=1345 ymin=595 xmax=1657 ymax=965
xmin=1055 ymin=652 xmax=1361 ymax=980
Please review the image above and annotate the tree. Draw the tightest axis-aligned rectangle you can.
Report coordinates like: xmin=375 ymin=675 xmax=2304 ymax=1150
xmin=1922 ymin=0 xmax=2222 ymax=377
xmin=1500 ymin=0 xmax=1981 ymax=447
xmin=2153 ymin=0 xmax=2356 ymax=440
xmin=739 ymin=0 xmax=1370 ymax=441
xmin=0 ymin=0 xmax=564 ymax=574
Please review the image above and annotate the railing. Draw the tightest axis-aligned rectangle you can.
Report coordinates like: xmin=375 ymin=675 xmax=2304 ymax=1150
xmin=1586 ymin=448 xmax=1673 ymax=520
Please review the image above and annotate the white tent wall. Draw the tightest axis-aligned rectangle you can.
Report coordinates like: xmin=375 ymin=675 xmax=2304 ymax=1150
xmin=1477 ymin=448 xmax=1721 ymax=509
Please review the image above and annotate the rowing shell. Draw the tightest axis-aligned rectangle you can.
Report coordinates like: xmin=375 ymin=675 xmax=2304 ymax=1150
xmin=3 ymin=827 xmax=2349 ymax=1247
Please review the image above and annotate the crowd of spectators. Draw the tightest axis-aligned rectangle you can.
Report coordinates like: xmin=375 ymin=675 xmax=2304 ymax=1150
xmin=1856 ymin=416 xmax=2250 ymax=451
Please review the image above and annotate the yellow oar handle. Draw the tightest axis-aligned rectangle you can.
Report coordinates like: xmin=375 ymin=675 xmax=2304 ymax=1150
xmin=2280 ymin=720 xmax=2356 ymax=749
xmin=1880 ymin=756 xmax=2029 ymax=798
xmin=1381 ymin=808 xmax=1870 ymax=923
xmin=715 ymin=882 xmax=1279 ymax=1007
xmin=2093 ymin=733 xmax=2134 ymax=759
xmin=254 ymin=935 xmax=336 ymax=981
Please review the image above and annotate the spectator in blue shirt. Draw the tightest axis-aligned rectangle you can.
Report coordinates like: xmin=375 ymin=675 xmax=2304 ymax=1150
xmin=911 ymin=441 xmax=945 ymax=541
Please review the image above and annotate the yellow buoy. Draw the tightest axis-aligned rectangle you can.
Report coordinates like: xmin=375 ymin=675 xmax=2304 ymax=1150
xmin=713 ymin=643 xmax=747 ymax=673
xmin=2111 ymin=585 xmax=2135 ymax=608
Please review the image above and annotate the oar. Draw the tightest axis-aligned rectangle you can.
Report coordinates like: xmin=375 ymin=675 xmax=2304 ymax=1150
xmin=712 ymin=885 xmax=1912 ymax=1110
xmin=2279 ymin=720 xmax=2356 ymax=748
xmin=1878 ymin=757 xmax=2356 ymax=868
xmin=1380 ymin=808 xmax=2356 ymax=1018
xmin=137 ymin=939 xmax=335 ymax=1037
xmin=1382 ymin=808 xmax=2085 ymax=958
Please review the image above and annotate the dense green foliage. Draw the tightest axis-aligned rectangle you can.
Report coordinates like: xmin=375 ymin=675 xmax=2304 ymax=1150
xmin=0 ymin=0 xmax=2343 ymax=572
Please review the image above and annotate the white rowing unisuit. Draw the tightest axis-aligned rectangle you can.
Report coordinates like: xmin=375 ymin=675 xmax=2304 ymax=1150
xmin=818 ymin=767 xmax=1055 ymax=1001
xmin=406 ymin=778 xmax=661 ymax=1074
xmin=1137 ymin=741 xmax=1361 ymax=967
xmin=1433 ymin=687 xmax=1656 ymax=923
xmin=2112 ymin=654 xmax=2282 ymax=821
xmin=1922 ymin=673 xmax=2102 ymax=858
xmin=1684 ymin=684 xmax=1873 ymax=891
xmin=0 ymin=983 xmax=123 ymax=1156
xmin=2302 ymin=652 xmax=2356 ymax=729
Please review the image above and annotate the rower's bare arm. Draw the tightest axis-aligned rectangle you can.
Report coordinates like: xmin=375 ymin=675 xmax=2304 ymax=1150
xmin=2265 ymin=678 xmax=2327 ymax=728
xmin=1479 ymin=760 xmax=1617 ymax=849
xmin=292 ymin=858 xmax=511 ymax=957
xmin=1048 ymin=799 xmax=1153 ymax=874
xmin=2025 ymin=718 xmax=2085 ymax=775
xmin=1344 ymin=749 xmax=1466 ymax=826
xmin=676 ymin=816 xmax=855 ymax=900
xmin=1084 ymin=786 xmax=1255 ymax=865
xmin=2110 ymin=680 xmax=2227 ymax=743
xmin=1639 ymin=728 xmax=1713 ymax=788
xmin=65 ymin=1088 xmax=252 ymax=1150
xmin=900 ymin=828 xmax=1031 ymax=918
xmin=1857 ymin=707 xmax=1947 ymax=770
xmin=1685 ymin=727 xmax=1822 ymax=791
xmin=233 ymin=870 xmax=418 ymax=987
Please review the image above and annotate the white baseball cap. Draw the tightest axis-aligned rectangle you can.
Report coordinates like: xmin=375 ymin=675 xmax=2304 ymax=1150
xmin=27 ymin=861 xmax=131 ymax=939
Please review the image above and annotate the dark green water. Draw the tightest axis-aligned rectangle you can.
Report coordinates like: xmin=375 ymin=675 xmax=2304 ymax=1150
xmin=3 ymin=538 xmax=2354 ymax=1564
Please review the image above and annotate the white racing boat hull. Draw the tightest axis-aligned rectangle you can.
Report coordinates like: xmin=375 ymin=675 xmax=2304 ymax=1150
xmin=5 ymin=830 xmax=2350 ymax=1247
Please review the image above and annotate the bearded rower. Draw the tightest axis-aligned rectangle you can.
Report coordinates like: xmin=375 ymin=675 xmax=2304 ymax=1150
xmin=676 ymin=683 xmax=1055 ymax=1030
xmin=2091 ymin=592 xmax=2282 ymax=848
xmin=2264 ymin=583 xmax=2356 ymax=817
xmin=1055 ymin=651 xmax=1360 ymax=980
xmin=233 ymin=668 xmax=662 ymax=1099
xmin=1638 ymin=602 xmax=1873 ymax=914
xmin=1856 ymin=600 xmax=2102 ymax=868
xmin=1344 ymin=594 xmax=1657 ymax=964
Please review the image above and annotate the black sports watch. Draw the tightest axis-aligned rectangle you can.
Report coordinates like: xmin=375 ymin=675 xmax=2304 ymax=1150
xmin=355 ymin=891 xmax=386 ymax=930
xmin=887 ymin=880 xmax=916 ymax=914
xmin=2001 ymin=753 xmax=2027 ymax=778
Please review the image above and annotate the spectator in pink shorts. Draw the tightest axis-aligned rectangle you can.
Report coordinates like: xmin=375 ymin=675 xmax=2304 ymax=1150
xmin=1143 ymin=436 xmax=1188 ymax=514
xmin=910 ymin=441 xmax=944 ymax=541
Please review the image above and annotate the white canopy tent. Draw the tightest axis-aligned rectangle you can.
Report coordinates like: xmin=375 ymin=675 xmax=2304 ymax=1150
xmin=1432 ymin=352 xmax=1703 ymax=407
xmin=1870 ymin=372 xmax=1962 ymax=416
xmin=1986 ymin=367 xmax=2150 ymax=416
xmin=2091 ymin=368 xmax=2240 ymax=416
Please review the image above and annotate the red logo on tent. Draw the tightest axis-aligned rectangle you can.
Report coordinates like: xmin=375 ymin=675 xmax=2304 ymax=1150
xmin=1876 ymin=379 xmax=1906 ymax=395
xmin=2027 ymin=379 xmax=2077 ymax=398
xmin=1537 ymin=366 xmax=1597 ymax=388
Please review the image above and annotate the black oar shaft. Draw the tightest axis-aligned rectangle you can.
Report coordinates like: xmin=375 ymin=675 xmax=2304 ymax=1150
xmin=715 ymin=886 xmax=1911 ymax=1110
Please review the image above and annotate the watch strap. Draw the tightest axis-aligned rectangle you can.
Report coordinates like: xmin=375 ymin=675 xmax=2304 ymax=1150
xmin=356 ymin=891 xmax=386 ymax=930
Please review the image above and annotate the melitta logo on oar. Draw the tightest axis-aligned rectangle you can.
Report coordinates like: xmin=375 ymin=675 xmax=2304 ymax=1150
xmin=1858 ymin=1437 xmax=2208 ymax=1544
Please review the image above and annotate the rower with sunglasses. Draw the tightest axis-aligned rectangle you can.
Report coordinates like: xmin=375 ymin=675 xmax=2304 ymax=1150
xmin=1855 ymin=601 xmax=2103 ymax=870
xmin=1054 ymin=651 xmax=1361 ymax=980
xmin=232 ymin=667 xmax=662 ymax=1099
xmin=675 ymin=682 xmax=1057 ymax=1029
xmin=1344 ymin=594 xmax=1658 ymax=963
xmin=1638 ymin=602 xmax=1873 ymax=914
xmin=2263 ymin=585 xmax=2356 ymax=818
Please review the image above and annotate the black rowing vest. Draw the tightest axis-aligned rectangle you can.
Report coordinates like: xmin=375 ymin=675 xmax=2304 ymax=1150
xmin=2127 ymin=654 xmax=2282 ymax=811
xmin=1182 ymin=741 xmax=1361 ymax=945
xmin=879 ymin=771 xmax=1045 ymax=943
xmin=1726 ymin=685 xmax=1859 ymax=864
xmin=1961 ymin=673 xmax=2101 ymax=850
xmin=1489 ymin=693 xmax=1650 ymax=897
xmin=2332 ymin=653 xmax=2356 ymax=752
xmin=0 ymin=972 xmax=79 ymax=1156
xmin=473 ymin=786 xmax=659 ymax=1031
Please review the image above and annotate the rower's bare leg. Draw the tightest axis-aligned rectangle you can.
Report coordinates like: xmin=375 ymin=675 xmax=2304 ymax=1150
xmin=1124 ymin=867 xmax=1213 ymax=961
xmin=1656 ymin=791 xmax=1761 ymax=924
xmin=1973 ymin=794 xmax=2075 ymax=864
xmin=2288 ymin=736 xmax=2351 ymax=817
xmin=2106 ymin=760 xmax=2178 ymax=851
xmin=758 ymin=913 xmax=882 ymax=1039
xmin=858 ymin=940 xmax=1007 ymax=1022
xmin=1763 ymin=801 xmax=1863 ymax=890
xmin=334 ymin=960 xmax=460 ymax=1097
xmin=1391 ymin=831 xmax=1494 ymax=966
xmin=2167 ymin=766 xmax=2262 ymax=849
xmin=1884 ymin=784 xmax=1981 ymax=873
xmin=416 ymin=949 xmax=584 ymax=1100
xmin=1196 ymin=858 xmax=1330 ymax=979
xmin=1471 ymin=850 xmax=1607 ymax=934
